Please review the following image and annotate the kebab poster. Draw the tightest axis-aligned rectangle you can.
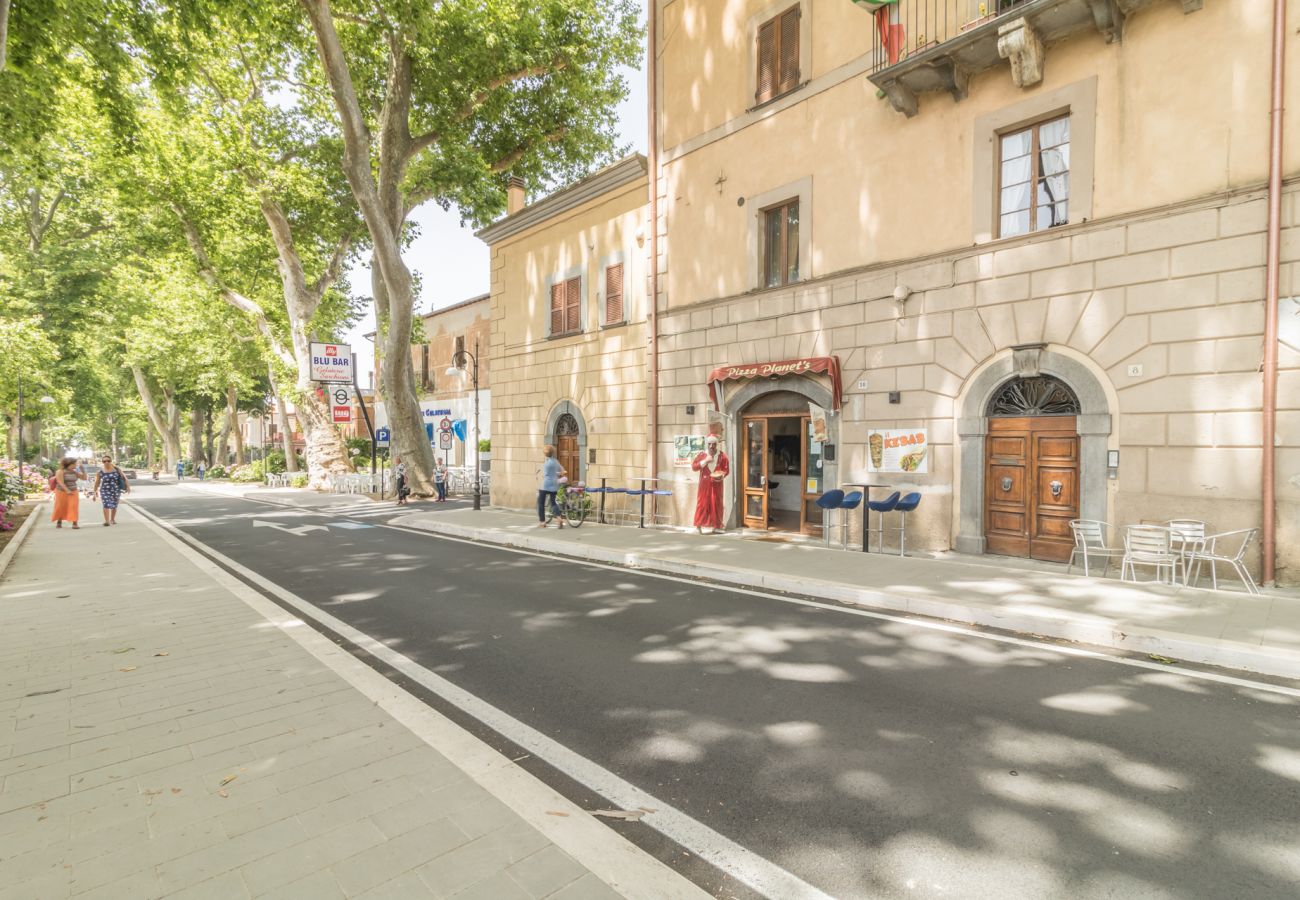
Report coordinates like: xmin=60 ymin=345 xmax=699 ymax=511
xmin=867 ymin=428 xmax=929 ymax=474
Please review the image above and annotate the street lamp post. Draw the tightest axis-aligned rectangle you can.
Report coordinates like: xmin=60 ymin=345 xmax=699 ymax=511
xmin=446 ymin=339 xmax=481 ymax=511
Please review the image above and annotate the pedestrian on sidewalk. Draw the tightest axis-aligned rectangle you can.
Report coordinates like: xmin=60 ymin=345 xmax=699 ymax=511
xmin=434 ymin=457 xmax=447 ymax=502
xmin=175 ymin=459 xmax=184 ymax=481
xmin=536 ymin=445 xmax=565 ymax=528
xmin=51 ymin=458 xmax=80 ymax=529
xmin=76 ymin=459 xmax=92 ymax=498
xmin=394 ymin=456 xmax=410 ymax=506
xmin=197 ymin=461 xmax=206 ymax=480
xmin=92 ymin=456 xmax=130 ymax=526
xmin=691 ymin=435 xmax=729 ymax=534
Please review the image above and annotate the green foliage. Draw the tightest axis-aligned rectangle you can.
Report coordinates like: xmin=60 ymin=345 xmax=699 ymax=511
xmin=478 ymin=439 xmax=491 ymax=453
xmin=289 ymin=473 xmax=309 ymax=489
xmin=207 ymin=464 xmax=228 ymax=479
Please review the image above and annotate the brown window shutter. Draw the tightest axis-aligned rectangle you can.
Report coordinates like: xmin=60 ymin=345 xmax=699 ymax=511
xmin=778 ymin=7 xmax=800 ymax=94
xmin=755 ymin=20 xmax=776 ymax=104
xmin=565 ymin=277 xmax=582 ymax=334
xmin=604 ymin=263 xmax=624 ymax=325
xmin=550 ymin=282 xmax=565 ymax=335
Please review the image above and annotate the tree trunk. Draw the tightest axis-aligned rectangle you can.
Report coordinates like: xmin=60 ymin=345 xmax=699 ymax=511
xmin=232 ymin=397 xmax=246 ymax=464
xmin=215 ymin=383 xmax=236 ymax=465
xmin=145 ymin=417 xmax=156 ymax=469
xmin=133 ymin=367 xmax=182 ymax=468
xmin=373 ymin=259 xmax=434 ymax=495
xmin=266 ymin=363 xmax=299 ymax=473
xmin=188 ymin=407 xmax=205 ymax=466
xmin=203 ymin=406 xmax=216 ymax=464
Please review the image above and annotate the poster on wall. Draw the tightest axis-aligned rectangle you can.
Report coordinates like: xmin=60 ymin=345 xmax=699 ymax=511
xmin=867 ymin=428 xmax=929 ymax=474
xmin=808 ymin=403 xmax=829 ymax=443
xmin=673 ymin=435 xmax=707 ymax=467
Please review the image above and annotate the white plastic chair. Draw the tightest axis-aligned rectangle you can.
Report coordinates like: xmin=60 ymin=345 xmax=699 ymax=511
xmin=1068 ymin=520 xmax=1125 ymax=577
xmin=1186 ymin=528 xmax=1260 ymax=594
xmin=1121 ymin=525 xmax=1181 ymax=585
xmin=1166 ymin=519 xmax=1207 ymax=583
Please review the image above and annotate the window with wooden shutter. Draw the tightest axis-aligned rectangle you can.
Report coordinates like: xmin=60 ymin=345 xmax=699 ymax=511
xmin=550 ymin=276 xmax=583 ymax=337
xmin=604 ymin=263 xmax=624 ymax=325
xmin=755 ymin=5 xmax=800 ymax=105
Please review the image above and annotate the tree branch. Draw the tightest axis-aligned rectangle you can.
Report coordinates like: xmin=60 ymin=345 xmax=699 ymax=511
xmin=310 ymin=233 xmax=353 ymax=303
xmin=0 ymin=0 xmax=10 ymax=73
xmin=490 ymin=126 xmax=569 ymax=173
xmin=169 ymin=201 xmax=295 ymax=368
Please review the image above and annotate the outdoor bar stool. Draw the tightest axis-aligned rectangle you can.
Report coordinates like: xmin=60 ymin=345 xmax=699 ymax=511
xmin=602 ymin=486 xmax=629 ymax=525
xmin=865 ymin=491 xmax=901 ymax=553
xmin=837 ymin=491 xmax=864 ymax=550
xmin=651 ymin=489 xmax=674 ymax=526
xmin=814 ymin=490 xmax=846 ymax=547
xmin=892 ymin=492 xmax=921 ymax=556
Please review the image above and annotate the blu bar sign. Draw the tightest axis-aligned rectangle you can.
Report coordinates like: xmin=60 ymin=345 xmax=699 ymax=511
xmin=310 ymin=342 xmax=353 ymax=383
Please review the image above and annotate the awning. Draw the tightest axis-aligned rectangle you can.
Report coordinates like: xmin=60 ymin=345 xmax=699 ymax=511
xmin=707 ymin=356 xmax=844 ymax=411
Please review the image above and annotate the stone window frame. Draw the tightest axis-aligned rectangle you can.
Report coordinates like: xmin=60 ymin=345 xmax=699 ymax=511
xmin=973 ymin=76 xmax=1097 ymax=245
xmin=597 ymin=248 xmax=629 ymax=329
xmin=544 ymin=264 xmax=587 ymax=340
xmin=746 ymin=176 xmax=813 ymax=292
xmin=746 ymin=1 xmax=812 ymax=111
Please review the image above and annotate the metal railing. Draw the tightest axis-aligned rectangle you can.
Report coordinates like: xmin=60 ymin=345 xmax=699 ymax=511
xmin=869 ymin=0 xmax=1032 ymax=73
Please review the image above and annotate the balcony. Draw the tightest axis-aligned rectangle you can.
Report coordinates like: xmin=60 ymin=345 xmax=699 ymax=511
xmin=858 ymin=0 xmax=1204 ymax=116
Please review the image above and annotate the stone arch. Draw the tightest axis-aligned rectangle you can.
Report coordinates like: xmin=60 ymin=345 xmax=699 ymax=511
xmin=953 ymin=345 xmax=1112 ymax=554
xmin=544 ymin=400 xmax=587 ymax=484
xmin=721 ymin=377 xmax=838 ymax=529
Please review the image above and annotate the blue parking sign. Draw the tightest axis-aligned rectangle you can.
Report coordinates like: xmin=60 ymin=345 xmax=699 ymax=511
xmin=376 ymin=427 xmax=390 ymax=447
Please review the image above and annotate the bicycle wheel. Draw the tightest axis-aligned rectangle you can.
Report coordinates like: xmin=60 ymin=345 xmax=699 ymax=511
xmin=563 ymin=492 xmax=587 ymax=528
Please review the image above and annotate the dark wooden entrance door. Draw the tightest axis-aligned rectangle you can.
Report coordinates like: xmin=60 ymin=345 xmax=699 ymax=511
xmin=555 ymin=413 xmax=580 ymax=484
xmin=985 ymin=416 xmax=1080 ymax=561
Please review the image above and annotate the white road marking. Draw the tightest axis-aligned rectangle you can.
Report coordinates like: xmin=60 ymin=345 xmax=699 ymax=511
xmin=251 ymin=518 xmax=328 ymax=536
xmin=169 ymin=489 xmax=1300 ymax=698
xmin=132 ymin=502 xmax=837 ymax=900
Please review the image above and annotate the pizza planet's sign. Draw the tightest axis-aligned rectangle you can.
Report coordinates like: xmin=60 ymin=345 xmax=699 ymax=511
xmin=706 ymin=356 xmax=844 ymax=410
xmin=309 ymin=342 xmax=353 ymax=383
xmin=720 ymin=359 xmax=815 ymax=380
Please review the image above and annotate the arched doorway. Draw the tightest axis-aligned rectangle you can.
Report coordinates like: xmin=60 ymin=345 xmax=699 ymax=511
xmin=984 ymin=375 xmax=1081 ymax=561
xmin=955 ymin=345 xmax=1112 ymax=559
xmin=544 ymin=401 xmax=586 ymax=485
xmin=555 ymin=413 xmax=581 ymax=484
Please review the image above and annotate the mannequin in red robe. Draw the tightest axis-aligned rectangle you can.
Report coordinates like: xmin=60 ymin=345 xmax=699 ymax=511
xmin=692 ymin=436 xmax=729 ymax=533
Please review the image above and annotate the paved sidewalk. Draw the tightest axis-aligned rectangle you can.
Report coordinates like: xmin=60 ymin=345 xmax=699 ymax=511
xmin=0 ymin=506 xmax=698 ymax=899
xmin=392 ymin=507 xmax=1300 ymax=679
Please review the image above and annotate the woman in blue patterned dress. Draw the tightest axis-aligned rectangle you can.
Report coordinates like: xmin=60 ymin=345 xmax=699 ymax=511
xmin=92 ymin=456 xmax=130 ymax=526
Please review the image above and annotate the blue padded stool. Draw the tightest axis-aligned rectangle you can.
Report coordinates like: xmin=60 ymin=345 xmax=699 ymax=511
xmin=892 ymin=492 xmax=922 ymax=556
xmin=837 ymin=491 xmax=864 ymax=550
xmin=814 ymin=490 xmax=846 ymax=547
xmin=866 ymin=491 xmax=901 ymax=553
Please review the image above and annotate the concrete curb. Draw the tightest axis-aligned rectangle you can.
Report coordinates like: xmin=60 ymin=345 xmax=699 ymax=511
xmin=0 ymin=497 xmax=47 ymax=583
xmin=394 ymin=516 xmax=1300 ymax=680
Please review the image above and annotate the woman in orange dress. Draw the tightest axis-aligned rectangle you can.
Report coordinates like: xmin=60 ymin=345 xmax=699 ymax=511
xmin=51 ymin=458 xmax=80 ymax=529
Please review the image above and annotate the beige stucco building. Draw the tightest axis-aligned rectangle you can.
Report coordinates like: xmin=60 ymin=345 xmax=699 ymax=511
xmin=480 ymin=157 xmax=651 ymax=510
xmin=480 ymin=0 xmax=1299 ymax=583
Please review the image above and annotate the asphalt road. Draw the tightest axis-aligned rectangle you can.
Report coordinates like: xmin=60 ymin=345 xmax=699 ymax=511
xmin=131 ymin=483 xmax=1300 ymax=900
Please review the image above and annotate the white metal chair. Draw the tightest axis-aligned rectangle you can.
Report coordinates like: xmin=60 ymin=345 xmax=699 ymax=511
xmin=1067 ymin=520 xmax=1125 ymax=577
xmin=1121 ymin=525 xmax=1181 ymax=585
xmin=1185 ymin=528 xmax=1260 ymax=594
xmin=1166 ymin=519 xmax=1207 ymax=583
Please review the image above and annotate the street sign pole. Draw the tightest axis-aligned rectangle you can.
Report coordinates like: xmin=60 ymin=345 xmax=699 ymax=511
xmin=350 ymin=353 xmax=380 ymax=498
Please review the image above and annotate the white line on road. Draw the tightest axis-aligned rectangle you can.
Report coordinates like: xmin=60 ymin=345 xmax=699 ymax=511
xmin=131 ymin=502 xmax=838 ymax=900
xmin=165 ymin=489 xmax=1300 ymax=698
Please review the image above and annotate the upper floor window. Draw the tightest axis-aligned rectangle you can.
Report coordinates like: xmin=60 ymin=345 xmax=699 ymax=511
xmin=418 ymin=344 xmax=431 ymax=391
xmin=762 ymin=199 xmax=800 ymax=288
xmin=550 ymin=276 xmax=582 ymax=337
xmin=603 ymin=263 xmax=624 ymax=326
xmin=454 ymin=335 xmax=466 ymax=367
xmin=756 ymin=5 xmax=801 ymax=105
xmin=998 ymin=114 xmax=1070 ymax=238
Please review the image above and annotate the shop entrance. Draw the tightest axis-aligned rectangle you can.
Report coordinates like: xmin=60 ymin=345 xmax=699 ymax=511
xmin=983 ymin=375 xmax=1082 ymax=562
xmin=740 ymin=408 xmax=824 ymax=534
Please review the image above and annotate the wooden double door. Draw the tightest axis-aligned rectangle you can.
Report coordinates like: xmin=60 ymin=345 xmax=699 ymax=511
xmin=740 ymin=414 xmax=822 ymax=534
xmin=984 ymin=416 xmax=1079 ymax=562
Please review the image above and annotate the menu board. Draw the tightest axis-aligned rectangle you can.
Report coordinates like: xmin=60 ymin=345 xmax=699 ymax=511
xmin=673 ymin=435 xmax=707 ymax=468
xmin=867 ymin=428 xmax=929 ymax=474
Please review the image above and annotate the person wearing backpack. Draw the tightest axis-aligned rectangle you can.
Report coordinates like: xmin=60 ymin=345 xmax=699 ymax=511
xmin=92 ymin=456 xmax=130 ymax=526
xmin=51 ymin=458 xmax=80 ymax=529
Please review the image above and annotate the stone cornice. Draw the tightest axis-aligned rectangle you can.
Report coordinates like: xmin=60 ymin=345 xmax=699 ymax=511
xmin=476 ymin=155 xmax=648 ymax=245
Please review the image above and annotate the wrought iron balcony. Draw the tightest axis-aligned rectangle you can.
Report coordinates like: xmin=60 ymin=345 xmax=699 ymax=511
xmin=856 ymin=0 xmax=1205 ymax=117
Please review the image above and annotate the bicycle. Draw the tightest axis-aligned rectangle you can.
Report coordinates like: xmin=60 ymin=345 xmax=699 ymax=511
xmin=555 ymin=480 xmax=592 ymax=528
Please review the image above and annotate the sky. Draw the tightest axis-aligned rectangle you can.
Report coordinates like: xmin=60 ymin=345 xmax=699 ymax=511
xmin=347 ymin=2 xmax=649 ymax=386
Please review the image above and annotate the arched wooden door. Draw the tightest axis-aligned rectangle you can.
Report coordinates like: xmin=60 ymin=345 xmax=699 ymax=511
xmin=555 ymin=413 xmax=581 ymax=483
xmin=984 ymin=376 xmax=1081 ymax=562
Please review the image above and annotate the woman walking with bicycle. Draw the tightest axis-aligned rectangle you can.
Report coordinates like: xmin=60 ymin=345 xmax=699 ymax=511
xmin=536 ymin=445 xmax=566 ymax=528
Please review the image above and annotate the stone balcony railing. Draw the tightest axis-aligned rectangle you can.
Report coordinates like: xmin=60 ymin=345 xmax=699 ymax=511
xmin=854 ymin=0 xmax=1204 ymax=117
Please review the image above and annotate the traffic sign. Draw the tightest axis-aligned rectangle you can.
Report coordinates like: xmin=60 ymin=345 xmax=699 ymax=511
xmin=376 ymin=427 xmax=390 ymax=447
xmin=439 ymin=431 xmax=452 ymax=450
xmin=330 ymin=385 xmax=353 ymax=407
xmin=331 ymin=405 xmax=353 ymax=424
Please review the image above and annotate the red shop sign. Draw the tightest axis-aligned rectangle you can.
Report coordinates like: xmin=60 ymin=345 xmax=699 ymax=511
xmin=706 ymin=356 xmax=843 ymax=410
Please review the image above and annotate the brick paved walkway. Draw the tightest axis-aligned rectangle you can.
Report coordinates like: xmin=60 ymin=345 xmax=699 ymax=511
xmin=0 ymin=505 xmax=687 ymax=899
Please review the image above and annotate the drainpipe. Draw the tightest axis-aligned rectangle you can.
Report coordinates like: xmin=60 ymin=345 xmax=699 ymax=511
xmin=647 ymin=3 xmax=660 ymax=489
xmin=1261 ymin=0 xmax=1286 ymax=586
